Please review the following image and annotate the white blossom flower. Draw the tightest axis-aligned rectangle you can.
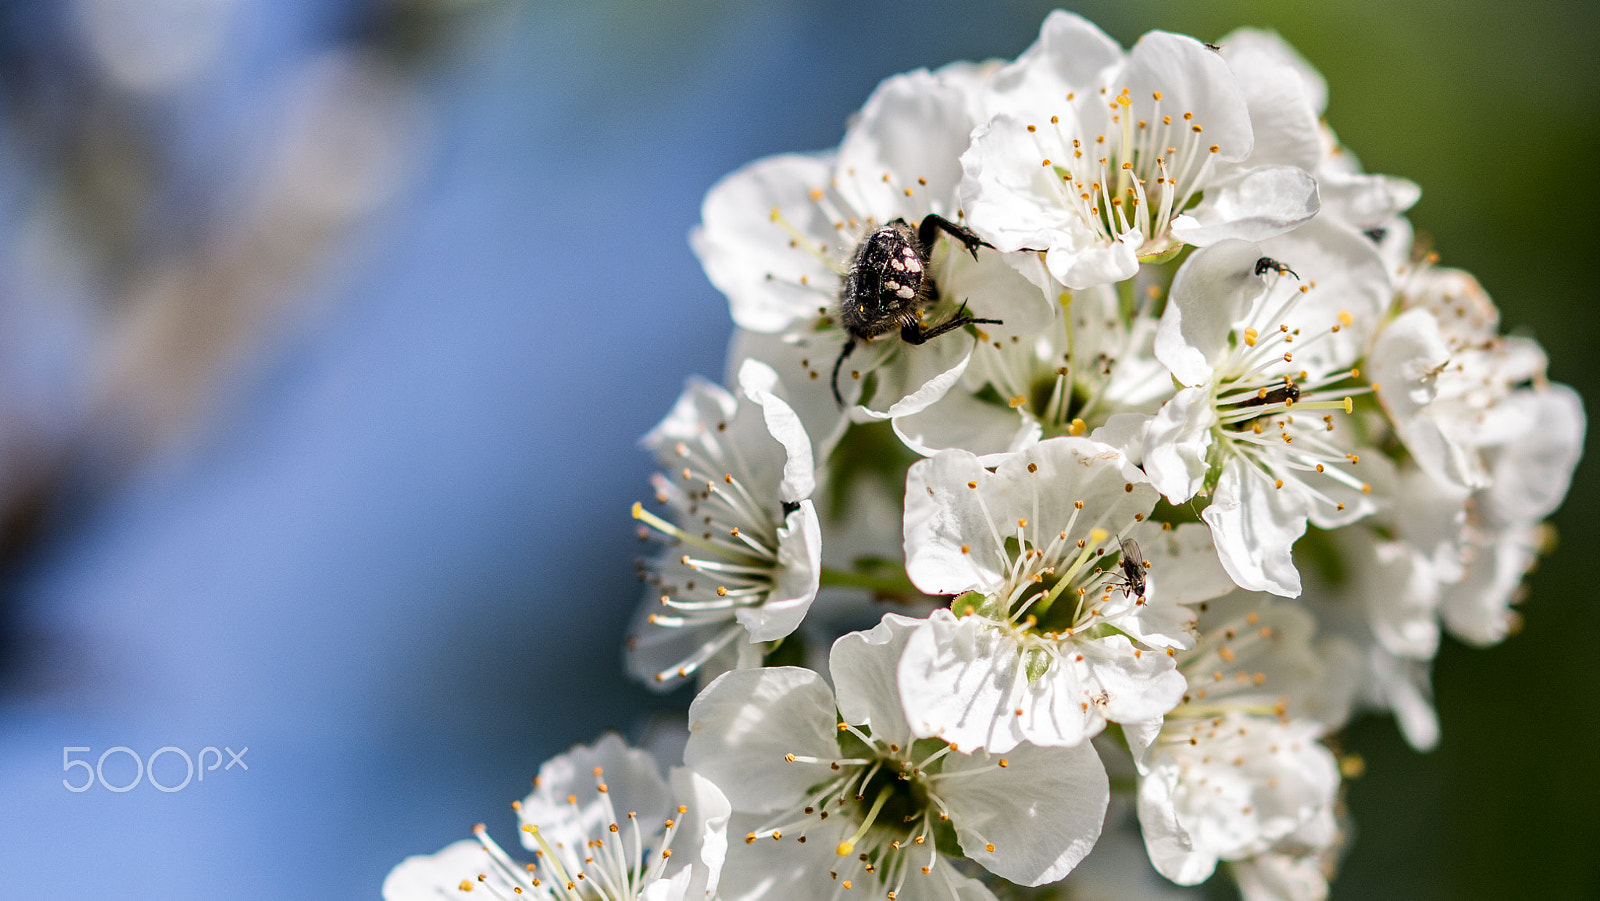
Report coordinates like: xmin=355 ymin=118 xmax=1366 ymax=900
xmin=1233 ymin=850 xmax=1338 ymax=901
xmin=1365 ymin=262 xmax=1583 ymax=646
xmin=892 ymin=273 xmax=1175 ymax=462
xmin=1376 ymin=395 xmax=1580 ymax=649
xmin=686 ymin=614 xmax=1110 ymax=898
xmin=1053 ymin=819 xmax=1207 ymax=901
xmin=692 ymin=67 xmax=1052 ymax=419
xmin=1296 ymin=522 xmax=1446 ymax=752
xmin=627 ymin=359 xmax=821 ymax=689
xmin=383 ymin=734 xmax=730 ymax=901
xmin=960 ymin=12 xmax=1319 ymax=289
xmin=1370 ymin=264 xmax=1572 ymax=493
xmin=896 ymin=437 xmax=1231 ymax=753
xmin=1135 ymin=600 xmax=1346 ymax=889
xmin=1146 ymin=222 xmax=1391 ymax=596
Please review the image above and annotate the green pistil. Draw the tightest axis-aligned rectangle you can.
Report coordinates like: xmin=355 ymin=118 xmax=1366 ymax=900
xmin=836 ymin=784 xmax=894 ymax=857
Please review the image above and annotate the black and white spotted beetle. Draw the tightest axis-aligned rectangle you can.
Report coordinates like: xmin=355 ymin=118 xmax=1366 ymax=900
xmin=830 ymin=214 xmax=1003 ymax=407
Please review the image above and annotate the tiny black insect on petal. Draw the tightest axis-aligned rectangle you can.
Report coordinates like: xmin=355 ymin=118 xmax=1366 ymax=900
xmin=1112 ymin=537 xmax=1147 ymax=599
xmin=1254 ymin=256 xmax=1300 ymax=280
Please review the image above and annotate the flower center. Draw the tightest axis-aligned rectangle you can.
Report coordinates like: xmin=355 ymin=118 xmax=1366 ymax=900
xmin=756 ymin=729 xmax=1006 ymax=899
xmin=1033 ymin=87 xmax=1221 ymax=256
xmin=1203 ymin=272 xmax=1374 ymax=508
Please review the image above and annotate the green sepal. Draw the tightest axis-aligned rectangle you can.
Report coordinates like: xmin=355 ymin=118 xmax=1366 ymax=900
xmin=950 ymin=590 xmax=987 ymax=618
xmin=1138 ymin=243 xmax=1186 ymax=265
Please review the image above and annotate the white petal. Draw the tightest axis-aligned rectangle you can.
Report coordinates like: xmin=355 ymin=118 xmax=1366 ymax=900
xmin=1144 ymin=386 xmax=1217 ymax=502
xmin=987 ymin=10 xmax=1123 ymax=114
xmin=898 ymin=610 xmax=1034 ymax=753
xmin=1128 ymin=521 xmax=1236 ymax=607
xmin=1439 ymin=519 xmax=1538 ymax=647
xmin=736 ymin=500 xmax=822 ymax=642
xmin=519 ymin=734 xmax=672 ymax=856
xmin=1137 ymin=766 xmax=1216 ymax=884
xmin=1123 ymin=31 xmax=1254 ymax=163
xmin=1155 ymin=239 xmax=1267 ymax=385
xmin=1048 ymin=232 xmax=1142 ymax=290
xmin=898 ymin=613 xmax=1182 ymax=753
xmin=1076 ymin=634 xmax=1187 ymax=725
xmin=960 ymin=115 xmax=1085 ymax=254
xmin=1220 ymin=39 xmax=1323 ymax=171
xmin=904 ymin=449 xmax=1004 ymax=595
xmin=1123 ymin=717 xmax=1165 ymax=769
xmin=685 ymin=667 xmax=841 ymax=813
xmin=1217 ymin=28 xmax=1328 ymax=115
xmin=994 ymin=437 xmax=1158 ymax=545
xmin=640 ymin=867 xmax=695 ymax=901
xmin=829 ymin=613 xmax=922 ymax=745
xmin=1369 ymin=308 xmax=1484 ymax=490
xmin=1234 ymin=853 xmax=1331 ymax=901
xmin=941 ymin=741 xmax=1109 ymax=885
xmin=1169 ymin=165 xmax=1319 ymax=245
xmin=893 ymin=388 xmax=1042 ymax=463
xmin=693 ymin=153 xmax=837 ymax=333
xmin=1089 ymin=413 xmax=1153 ymax=466
xmin=738 ymin=358 xmax=816 ymax=500
xmin=644 ymin=376 xmax=738 ymax=454
xmin=837 ymin=69 xmax=976 ymax=218
xmin=726 ymin=329 xmax=851 ymax=461
xmin=1203 ymin=455 xmax=1308 ymax=596
xmin=668 ymin=767 xmax=732 ymax=901
xmin=855 ymin=336 xmax=974 ymax=421
xmin=1360 ymin=536 xmax=1441 ymax=661
xmin=1255 ymin=216 xmax=1392 ymax=363
xmin=714 ymin=818 xmax=999 ymax=901
xmin=383 ymin=840 xmax=511 ymax=901
xmin=1318 ymin=170 xmax=1421 ymax=229
xmin=1483 ymin=384 xmax=1584 ymax=523
xmin=942 ymin=241 xmax=1058 ymax=336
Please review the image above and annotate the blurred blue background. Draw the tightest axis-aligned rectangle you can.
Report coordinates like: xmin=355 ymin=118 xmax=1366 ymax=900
xmin=0 ymin=1 xmax=1592 ymax=898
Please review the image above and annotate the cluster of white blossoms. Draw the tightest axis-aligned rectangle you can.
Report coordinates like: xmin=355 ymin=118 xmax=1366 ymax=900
xmin=386 ymin=12 xmax=1583 ymax=901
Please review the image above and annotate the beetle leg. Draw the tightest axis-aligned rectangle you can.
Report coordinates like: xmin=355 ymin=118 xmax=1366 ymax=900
xmin=918 ymin=213 xmax=990 ymax=261
xmin=830 ymin=336 xmax=859 ymax=408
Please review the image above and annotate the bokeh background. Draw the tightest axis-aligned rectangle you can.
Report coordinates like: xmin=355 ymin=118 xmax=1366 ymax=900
xmin=0 ymin=1 xmax=1593 ymax=898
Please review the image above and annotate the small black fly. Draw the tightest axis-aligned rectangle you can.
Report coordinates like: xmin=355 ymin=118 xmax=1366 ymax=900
xmin=1254 ymin=256 xmax=1300 ymax=280
xmin=1111 ymin=537 xmax=1148 ymax=599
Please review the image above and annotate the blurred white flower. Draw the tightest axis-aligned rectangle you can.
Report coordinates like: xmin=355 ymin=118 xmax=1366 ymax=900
xmin=1136 ymin=601 xmax=1346 ymax=890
